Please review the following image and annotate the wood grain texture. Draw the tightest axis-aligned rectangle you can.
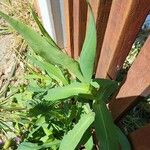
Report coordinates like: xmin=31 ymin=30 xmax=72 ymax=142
xmin=90 ymin=0 xmax=112 ymax=72
xmin=96 ymin=0 xmax=150 ymax=79
xmin=109 ymin=37 xmax=150 ymax=121
xmin=73 ymin=0 xmax=87 ymax=59
xmin=129 ymin=124 xmax=150 ymax=150
xmin=64 ymin=0 xmax=74 ymax=57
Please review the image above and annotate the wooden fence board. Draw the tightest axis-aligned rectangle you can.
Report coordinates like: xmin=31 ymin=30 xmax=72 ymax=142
xmin=129 ymin=124 xmax=150 ymax=150
xmin=73 ymin=0 xmax=87 ymax=59
xmin=90 ymin=0 xmax=112 ymax=71
xmin=109 ymin=37 xmax=150 ymax=121
xmin=96 ymin=0 xmax=150 ymax=79
xmin=64 ymin=0 xmax=74 ymax=57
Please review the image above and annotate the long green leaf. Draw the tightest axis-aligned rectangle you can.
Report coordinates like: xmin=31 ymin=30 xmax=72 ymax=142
xmin=30 ymin=6 xmax=59 ymax=48
xmin=93 ymin=79 xmax=118 ymax=103
xmin=28 ymin=55 xmax=68 ymax=85
xmin=93 ymin=100 xmax=119 ymax=150
xmin=44 ymin=82 xmax=92 ymax=102
xmin=59 ymin=112 xmax=95 ymax=150
xmin=0 ymin=11 xmax=84 ymax=82
xmin=115 ymin=126 xmax=131 ymax=150
xmin=79 ymin=2 xmax=96 ymax=82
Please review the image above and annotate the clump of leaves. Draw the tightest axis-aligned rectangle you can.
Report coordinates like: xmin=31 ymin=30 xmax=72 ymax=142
xmin=0 ymin=1 xmax=131 ymax=150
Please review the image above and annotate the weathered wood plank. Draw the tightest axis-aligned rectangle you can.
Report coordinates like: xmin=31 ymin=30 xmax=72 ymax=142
xmin=129 ymin=124 xmax=150 ymax=150
xmin=73 ymin=0 xmax=87 ymax=59
xmin=109 ymin=37 xmax=150 ymax=121
xmin=96 ymin=0 xmax=150 ymax=79
xmin=64 ymin=0 xmax=74 ymax=57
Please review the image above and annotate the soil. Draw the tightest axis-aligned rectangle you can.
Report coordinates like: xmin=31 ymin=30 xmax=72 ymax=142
xmin=0 ymin=33 xmax=16 ymax=87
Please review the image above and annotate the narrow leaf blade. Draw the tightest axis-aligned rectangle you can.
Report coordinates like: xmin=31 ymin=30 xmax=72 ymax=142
xmin=28 ymin=55 xmax=68 ymax=85
xmin=79 ymin=3 xmax=96 ymax=82
xmin=115 ymin=126 xmax=131 ymax=150
xmin=0 ymin=11 xmax=84 ymax=82
xmin=59 ymin=112 xmax=95 ymax=150
xmin=30 ymin=6 xmax=58 ymax=48
xmin=93 ymin=100 xmax=119 ymax=150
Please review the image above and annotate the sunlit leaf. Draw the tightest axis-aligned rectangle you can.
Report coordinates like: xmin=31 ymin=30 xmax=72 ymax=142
xmin=59 ymin=112 xmax=95 ymax=150
xmin=30 ymin=6 xmax=58 ymax=48
xmin=44 ymin=82 xmax=92 ymax=102
xmin=28 ymin=55 xmax=68 ymax=85
xmin=79 ymin=3 xmax=96 ymax=82
xmin=0 ymin=11 xmax=84 ymax=82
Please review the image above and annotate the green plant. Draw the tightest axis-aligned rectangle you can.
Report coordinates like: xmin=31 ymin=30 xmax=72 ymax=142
xmin=0 ymin=1 xmax=131 ymax=150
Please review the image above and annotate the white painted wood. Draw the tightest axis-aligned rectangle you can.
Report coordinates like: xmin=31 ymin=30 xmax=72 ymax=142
xmin=37 ymin=0 xmax=56 ymax=42
xmin=36 ymin=0 xmax=65 ymax=49
xmin=50 ymin=0 xmax=64 ymax=48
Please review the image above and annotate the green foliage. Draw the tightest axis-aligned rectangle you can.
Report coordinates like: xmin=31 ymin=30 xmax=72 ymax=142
xmin=44 ymin=82 xmax=92 ymax=102
xmin=0 ymin=10 xmax=84 ymax=82
xmin=30 ymin=5 xmax=59 ymax=49
xmin=18 ymin=140 xmax=60 ymax=150
xmin=115 ymin=126 xmax=131 ymax=150
xmin=79 ymin=3 xmax=96 ymax=82
xmin=28 ymin=55 xmax=68 ymax=85
xmin=93 ymin=100 xmax=119 ymax=150
xmin=0 ymin=1 xmax=131 ymax=150
xmin=59 ymin=112 xmax=95 ymax=150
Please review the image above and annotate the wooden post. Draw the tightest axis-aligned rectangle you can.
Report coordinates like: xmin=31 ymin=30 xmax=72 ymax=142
xmin=90 ymin=0 xmax=112 ymax=71
xmin=64 ymin=0 xmax=74 ymax=57
xmin=129 ymin=124 xmax=150 ymax=150
xmin=109 ymin=37 xmax=150 ymax=121
xmin=96 ymin=0 xmax=150 ymax=79
xmin=73 ymin=0 xmax=87 ymax=59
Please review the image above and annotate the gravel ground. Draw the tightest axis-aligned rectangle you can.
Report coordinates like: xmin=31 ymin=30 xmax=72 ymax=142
xmin=0 ymin=32 xmax=16 ymax=87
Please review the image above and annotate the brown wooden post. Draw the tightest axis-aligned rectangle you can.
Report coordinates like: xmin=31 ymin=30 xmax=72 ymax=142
xmin=64 ymin=0 xmax=74 ymax=57
xmin=129 ymin=124 xmax=150 ymax=150
xmin=109 ymin=37 xmax=150 ymax=121
xmin=90 ymin=0 xmax=112 ymax=71
xmin=96 ymin=0 xmax=150 ymax=79
xmin=73 ymin=0 xmax=87 ymax=59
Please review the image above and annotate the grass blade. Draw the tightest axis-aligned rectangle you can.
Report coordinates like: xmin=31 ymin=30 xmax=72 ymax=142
xmin=44 ymin=82 xmax=92 ymax=102
xmin=79 ymin=2 xmax=96 ymax=82
xmin=0 ymin=11 xmax=84 ymax=82
xmin=59 ymin=112 xmax=95 ymax=150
